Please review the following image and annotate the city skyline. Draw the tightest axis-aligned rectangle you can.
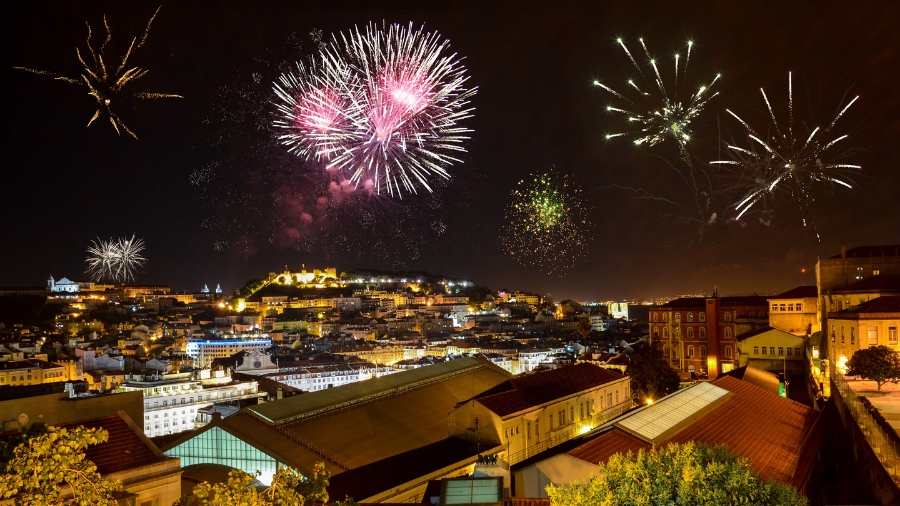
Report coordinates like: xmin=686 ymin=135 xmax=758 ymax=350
xmin=3 ymin=1 xmax=900 ymax=301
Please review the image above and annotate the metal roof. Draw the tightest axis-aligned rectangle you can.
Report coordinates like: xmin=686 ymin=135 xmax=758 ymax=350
xmin=247 ymin=357 xmax=499 ymax=425
xmin=615 ymin=382 xmax=731 ymax=445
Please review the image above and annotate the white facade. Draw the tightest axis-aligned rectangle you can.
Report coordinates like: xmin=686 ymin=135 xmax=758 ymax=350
xmin=48 ymin=276 xmax=80 ymax=293
xmin=122 ymin=374 xmax=262 ymax=437
xmin=185 ymin=337 xmax=271 ymax=368
xmin=260 ymin=363 xmax=397 ymax=392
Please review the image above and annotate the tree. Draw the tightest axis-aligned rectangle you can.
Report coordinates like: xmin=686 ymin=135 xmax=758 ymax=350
xmin=847 ymin=345 xmax=900 ymax=391
xmin=575 ymin=318 xmax=592 ymax=342
xmin=546 ymin=442 xmax=806 ymax=506
xmin=0 ymin=425 xmax=122 ymax=505
xmin=176 ymin=462 xmax=334 ymax=506
xmin=625 ymin=341 xmax=680 ymax=403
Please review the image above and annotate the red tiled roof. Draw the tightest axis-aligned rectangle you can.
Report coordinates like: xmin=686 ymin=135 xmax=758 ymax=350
xmin=667 ymin=375 xmax=819 ymax=483
xmin=769 ymin=286 xmax=818 ymax=300
xmin=566 ymin=428 xmax=649 ymax=464
xmin=476 ymin=363 xmax=625 ymax=417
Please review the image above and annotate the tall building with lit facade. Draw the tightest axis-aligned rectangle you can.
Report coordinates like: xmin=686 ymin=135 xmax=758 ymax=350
xmin=185 ymin=336 xmax=272 ymax=368
xmin=650 ymin=295 xmax=769 ymax=378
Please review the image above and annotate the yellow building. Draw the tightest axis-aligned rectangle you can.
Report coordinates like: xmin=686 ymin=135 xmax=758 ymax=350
xmin=828 ymin=295 xmax=900 ymax=370
xmin=0 ymin=359 xmax=68 ymax=386
xmin=767 ymin=286 xmax=819 ymax=336
xmin=735 ymin=327 xmax=806 ymax=374
xmin=331 ymin=344 xmax=405 ymax=366
xmin=449 ymin=363 xmax=632 ymax=464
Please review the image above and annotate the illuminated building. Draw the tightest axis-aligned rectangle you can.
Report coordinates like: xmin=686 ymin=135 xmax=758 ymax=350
xmin=827 ymin=295 xmax=900 ymax=369
xmin=0 ymin=359 xmax=68 ymax=386
xmin=650 ymin=294 xmax=768 ymax=378
xmin=767 ymin=286 xmax=819 ymax=336
xmin=120 ymin=372 xmax=263 ymax=437
xmin=734 ymin=327 xmax=806 ymax=373
xmin=184 ymin=335 xmax=272 ymax=368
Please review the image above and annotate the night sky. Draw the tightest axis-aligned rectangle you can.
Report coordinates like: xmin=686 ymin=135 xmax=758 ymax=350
xmin=3 ymin=0 xmax=900 ymax=301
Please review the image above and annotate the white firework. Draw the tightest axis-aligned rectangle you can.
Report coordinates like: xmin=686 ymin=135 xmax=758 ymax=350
xmin=84 ymin=234 xmax=147 ymax=282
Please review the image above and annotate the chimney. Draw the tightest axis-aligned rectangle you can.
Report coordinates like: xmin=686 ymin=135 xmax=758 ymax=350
xmin=841 ymin=244 xmax=846 ymax=258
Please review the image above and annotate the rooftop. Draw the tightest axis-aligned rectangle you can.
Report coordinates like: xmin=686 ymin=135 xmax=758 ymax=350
xmin=475 ymin=363 xmax=625 ymax=417
xmin=829 ymin=245 xmax=900 ymax=259
xmin=832 ymin=295 xmax=900 ymax=316
xmin=769 ymin=286 xmax=818 ymax=300
xmin=831 ymin=275 xmax=900 ymax=294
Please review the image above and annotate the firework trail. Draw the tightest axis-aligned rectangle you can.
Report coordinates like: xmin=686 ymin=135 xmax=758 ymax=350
xmin=84 ymin=235 xmax=147 ymax=282
xmin=711 ymin=72 xmax=860 ymax=228
xmin=501 ymin=168 xmax=594 ymax=276
xmin=594 ymin=38 xmax=720 ymax=153
xmin=273 ymin=22 xmax=477 ymax=197
xmin=14 ymin=6 xmax=181 ymax=140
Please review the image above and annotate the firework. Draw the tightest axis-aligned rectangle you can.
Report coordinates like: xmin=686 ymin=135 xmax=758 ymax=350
xmin=711 ymin=72 xmax=860 ymax=223
xmin=84 ymin=235 xmax=147 ymax=282
xmin=85 ymin=238 xmax=119 ymax=282
xmin=14 ymin=6 xmax=181 ymax=139
xmin=594 ymin=38 xmax=720 ymax=151
xmin=273 ymin=22 xmax=477 ymax=197
xmin=501 ymin=168 xmax=594 ymax=276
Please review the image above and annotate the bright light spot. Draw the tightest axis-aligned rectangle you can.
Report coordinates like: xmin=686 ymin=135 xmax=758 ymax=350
xmin=646 ymin=398 xmax=653 ymax=405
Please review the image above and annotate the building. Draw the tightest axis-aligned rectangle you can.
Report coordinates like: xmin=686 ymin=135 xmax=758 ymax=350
xmin=734 ymin=327 xmax=807 ymax=374
xmin=163 ymin=358 xmax=512 ymax=485
xmin=3 ymin=411 xmax=182 ymax=505
xmin=510 ymin=375 xmax=826 ymax=499
xmin=827 ymin=295 xmax=900 ymax=372
xmin=184 ymin=336 xmax=272 ymax=368
xmin=449 ymin=363 xmax=632 ymax=464
xmin=650 ymin=295 xmax=769 ymax=378
xmin=768 ymin=286 xmax=819 ymax=336
xmin=47 ymin=275 xmax=80 ymax=293
xmin=120 ymin=372 xmax=264 ymax=437
xmin=0 ymin=387 xmax=143 ymax=430
xmin=0 ymin=359 xmax=68 ymax=386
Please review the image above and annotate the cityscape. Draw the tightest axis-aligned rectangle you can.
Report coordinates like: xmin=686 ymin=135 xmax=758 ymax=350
xmin=2 ymin=1 xmax=900 ymax=505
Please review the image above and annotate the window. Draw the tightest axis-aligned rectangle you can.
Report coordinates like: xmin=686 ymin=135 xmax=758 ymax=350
xmin=570 ymin=406 xmax=574 ymax=422
xmin=688 ymin=313 xmax=694 ymax=322
xmin=675 ymin=313 xmax=681 ymax=321
xmin=749 ymin=312 xmax=756 ymax=318
xmin=653 ymin=327 xmax=659 ymax=339
xmin=607 ymin=392 xmax=612 ymax=407
xmin=778 ymin=347 xmax=784 ymax=356
xmin=770 ymin=347 xmax=775 ymax=355
xmin=663 ymin=345 xmax=669 ymax=356
xmin=787 ymin=347 xmax=792 ymax=356
xmin=725 ymin=312 xmax=732 ymax=322
xmin=771 ymin=304 xmax=778 ymax=312
xmin=796 ymin=303 xmax=802 ymax=312
xmin=724 ymin=327 xmax=732 ymax=339
xmin=761 ymin=346 xmax=767 ymax=355
xmin=725 ymin=346 xmax=732 ymax=358
xmin=699 ymin=312 xmax=706 ymax=322
xmin=868 ymin=326 xmax=878 ymax=346
xmin=653 ymin=313 xmax=658 ymax=322
xmin=753 ymin=346 xmax=759 ymax=355
xmin=580 ymin=403 xmax=584 ymax=420
xmin=788 ymin=304 xmax=794 ymax=311
xmin=687 ymin=328 xmax=694 ymax=338
xmin=663 ymin=328 xmax=669 ymax=338
xmin=851 ymin=327 xmax=855 ymax=345
xmin=841 ymin=326 xmax=845 ymax=344
xmin=795 ymin=348 xmax=801 ymax=356
xmin=688 ymin=345 xmax=695 ymax=357
xmin=663 ymin=313 xmax=669 ymax=322
xmin=699 ymin=327 xmax=706 ymax=338
xmin=889 ymin=326 xmax=898 ymax=346
xmin=700 ymin=345 xmax=707 ymax=357
xmin=527 ymin=421 xmax=531 ymax=440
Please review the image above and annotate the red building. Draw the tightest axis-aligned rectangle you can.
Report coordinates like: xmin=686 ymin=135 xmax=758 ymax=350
xmin=649 ymin=295 xmax=769 ymax=378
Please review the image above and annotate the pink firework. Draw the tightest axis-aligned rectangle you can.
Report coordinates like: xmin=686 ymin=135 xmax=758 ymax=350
xmin=274 ymin=22 xmax=476 ymax=197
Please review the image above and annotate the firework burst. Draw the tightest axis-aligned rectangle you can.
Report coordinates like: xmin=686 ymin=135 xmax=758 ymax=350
xmin=502 ymin=168 xmax=594 ymax=276
xmin=273 ymin=22 xmax=477 ymax=197
xmin=711 ymin=72 xmax=860 ymax=224
xmin=594 ymin=38 xmax=720 ymax=152
xmin=14 ymin=6 xmax=181 ymax=139
xmin=85 ymin=235 xmax=147 ymax=282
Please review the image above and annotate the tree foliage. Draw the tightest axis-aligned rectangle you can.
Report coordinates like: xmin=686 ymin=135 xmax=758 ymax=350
xmin=576 ymin=318 xmax=592 ymax=341
xmin=546 ymin=442 xmax=806 ymax=506
xmin=0 ymin=425 xmax=122 ymax=505
xmin=625 ymin=341 xmax=680 ymax=403
xmin=176 ymin=462 xmax=332 ymax=506
xmin=847 ymin=345 xmax=900 ymax=391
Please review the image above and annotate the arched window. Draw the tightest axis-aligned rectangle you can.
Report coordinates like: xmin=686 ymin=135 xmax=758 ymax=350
xmin=700 ymin=345 xmax=707 ymax=357
xmin=688 ymin=313 xmax=694 ymax=322
xmin=675 ymin=313 xmax=681 ymax=321
xmin=653 ymin=327 xmax=659 ymax=339
xmin=851 ymin=327 xmax=855 ymax=344
xmin=653 ymin=313 xmax=658 ymax=322
xmin=687 ymin=328 xmax=694 ymax=338
xmin=663 ymin=313 xmax=669 ymax=322
xmin=724 ymin=312 xmax=732 ymax=322
xmin=725 ymin=346 xmax=732 ymax=358
xmin=699 ymin=327 xmax=706 ymax=338
xmin=688 ymin=345 xmax=695 ymax=357
xmin=699 ymin=312 xmax=706 ymax=322
xmin=749 ymin=312 xmax=756 ymax=318
xmin=724 ymin=327 xmax=732 ymax=339
xmin=663 ymin=328 xmax=669 ymax=338
xmin=663 ymin=345 xmax=669 ymax=356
